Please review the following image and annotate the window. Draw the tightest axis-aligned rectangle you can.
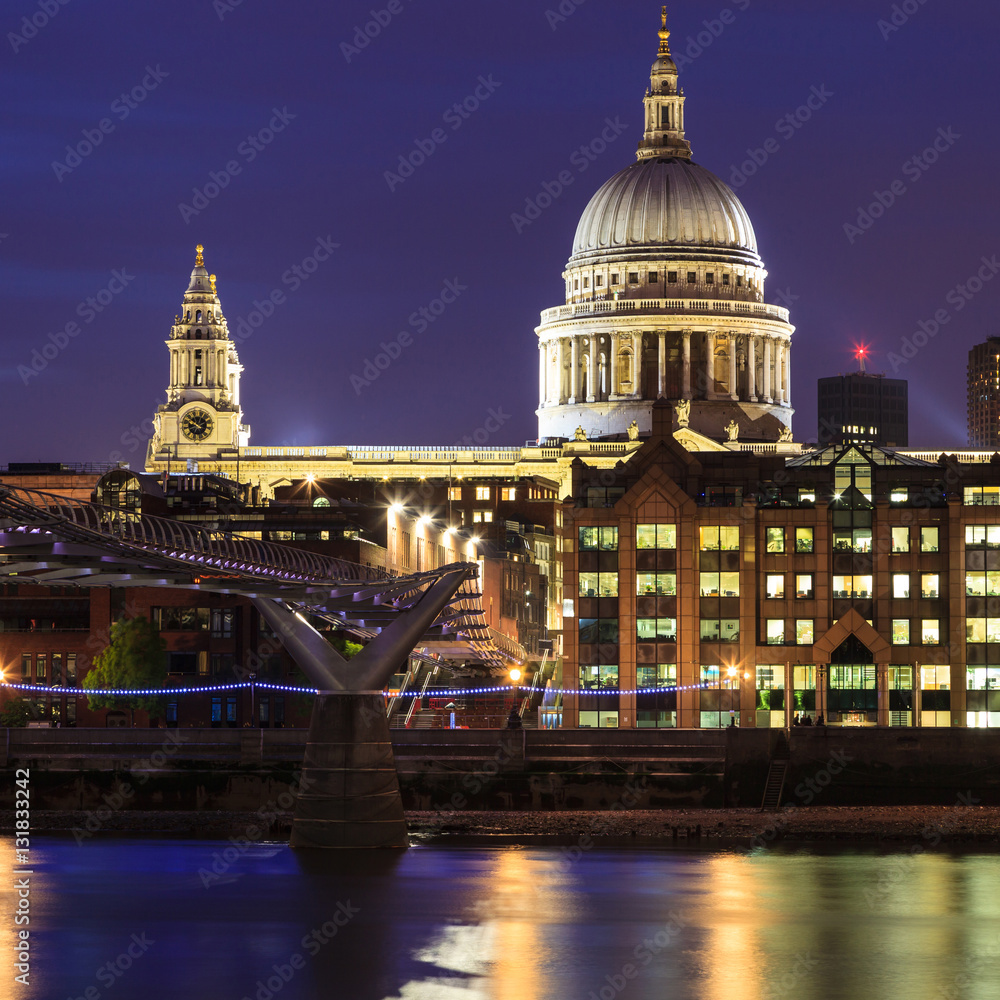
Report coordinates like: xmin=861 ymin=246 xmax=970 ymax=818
xmin=765 ymin=574 xmax=785 ymax=599
xmin=611 ymin=274 xmax=619 ymax=285
xmin=699 ymin=572 xmax=739 ymax=596
xmin=501 ymin=487 xmax=516 ymax=501
xmin=700 ymin=526 xmax=739 ymax=551
xmin=36 ymin=655 xmax=46 ymax=682
xmin=637 ymin=618 xmax=677 ymax=642
xmin=578 ymin=572 xmax=619 ymax=597
xmin=475 ymin=486 xmax=490 ymax=501
xmin=649 ymin=271 xmax=659 ymax=283
xmin=921 ymin=665 xmax=951 ymax=727
xmin=153 ymin=607 xmax=210 ymax=631
xmin=579 ymin=526 xmax=618 ymax=551
xmin=21 ymin=654 xmax=30 ymax=681
xmin=210 ymin=653 xmax=234 ymax=677
xmin=211 ymin=609 xmax=234 ymax=638
xmin=921 ymin=527 xmax=939 ymax=552
xmin=796 ymin=574 xmax=814 ymax=599
xmin=667 ymin=271 xmax=678 ymax=284
xmin=579 ymin=664 xmax=619 ymax=691
xmin=966 ymin=572 xmax=1000 ymax=597
xmin=966 ymin=667 xmax=1000 ymax=728
xmin=636 ymin=572 xmax=676 ymax=596
xmin=832 ymin=575 xmax=873 ymax=598
xmin=700 ymin=619 xmax=739 ymax=642
xmin=687 ymin=272 xmax=696 ymax=283
xmin=583 ymin=277 xmax=589 ymax=288
xmin=892 ymin=574 xmax=910 ymax=599
xmin=722 ymin=274 xmax=730 ymax=286
xmin=795 ymin=620 xmax=814 ymax=645
xmin=890 ymin=488 xmax=908 ymax=503
xmin=628 ymin=272 xmax=639 ymax=283
xmin=964 ymin=486 xmax=1000 ymax=505
xmin=595 ymin=275 xmax=603 ymax=287
xmin=891 ymin=526 xmax=909 ymax=553
xmin=472 ymin=510 xmax=493 ymax=523
xmin=578 ymin=618 xmax=619 ymax=644
xmin=636 ymin=524 xmax=676 ymax=549
xmin=448 ymin=486 xmax=462 ymax=501
xmin=765 ymin=528 xmax=785 ymax=553
xmin=699 ymin=664 xmax=741 ymax=728
xmin=833 ymin=528 xmax=873 ymax=553
xmin=892 ymin=619 xmax=910 ymax=644
xmin=965 ymin=525 xmax=1000 ymax=548
xmin=922 ymin=619 xmax=940 ymax=645
xmin=795 ymin=528 xmax=814 ymax=553
xmin=706 ymin=272 xmax=714 ymax=285
xmin=921 ymin=574 xmax=940 ymax=599
xmin=766 ymin=619 xmax=785 ymax=645
xmin=66 ymin=653 xmax=77 ymax=686
xmin=755 ymin=665 xmax=785 ymax=728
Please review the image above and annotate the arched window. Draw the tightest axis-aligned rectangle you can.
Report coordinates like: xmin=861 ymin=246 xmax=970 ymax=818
xmin=195 ymin=329 xmax=202 ymax=339
xmin=618 ymin=349 xmax=633 ymax=391
xmin=196 ymin=310 xmax=202 ymax=322
xmin=312 ymin=497 xmax=331 ymax=508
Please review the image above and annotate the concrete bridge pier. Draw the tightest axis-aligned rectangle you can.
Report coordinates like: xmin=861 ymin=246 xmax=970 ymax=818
xmin=291 ymin=693 xmax=408 ymax=849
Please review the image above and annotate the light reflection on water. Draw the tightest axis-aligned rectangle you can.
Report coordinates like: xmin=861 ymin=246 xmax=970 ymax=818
xmin=5 ymin=837 xmax=1000 ymax=1000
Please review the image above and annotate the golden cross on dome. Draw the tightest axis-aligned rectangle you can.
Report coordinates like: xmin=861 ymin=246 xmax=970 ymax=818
xmin=195 ymin=244 xmax=204 ymax=267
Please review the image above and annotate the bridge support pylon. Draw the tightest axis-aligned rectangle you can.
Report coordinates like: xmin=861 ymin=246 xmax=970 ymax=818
xmin=252 ymin=567 xmax=472 ymax=849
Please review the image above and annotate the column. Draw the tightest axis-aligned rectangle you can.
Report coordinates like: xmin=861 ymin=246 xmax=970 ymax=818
xmin=784 ymin=341 xmax=791 ymax=405
xmin=747 ymin=336 xmax=757 ymax=401
xmin=628 ymin=333 xmax=638 ymax=396
xmin=776 ymin=343 xmax=785 ymax=405
xmin=538 ymin=343 xmax=547 ymax=408
xmin=588 ymin=336 xmax=598 ymax=402
xmin=569 ymin=337 xmax=580 ymax=404
xmin=557 ymin=338 xmax=567 ymax=403
xmin=682 ymin=330 xmax=691 ymax=398
xmin=658 ymin=332 xmax=666 ymax=398
xmin=728 ymin=333 xmax=738 ymax=401
xmin=610 ymin=336 xmax=619 ymax=398
xmin=763 ymin=337 xmax=772 ymax=402
xmin=703 ymin=330 xmax=714 ymax=398
xmin=877 ymin=662 xmax=889 ymax=727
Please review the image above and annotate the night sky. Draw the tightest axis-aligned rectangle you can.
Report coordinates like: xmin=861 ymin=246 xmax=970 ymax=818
xmin=3 ymin=0 xmax=998 ymax=463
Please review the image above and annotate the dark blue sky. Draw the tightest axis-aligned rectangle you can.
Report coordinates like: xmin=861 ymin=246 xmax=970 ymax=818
xmin=3 ymin=0 xmax=998 ymax=462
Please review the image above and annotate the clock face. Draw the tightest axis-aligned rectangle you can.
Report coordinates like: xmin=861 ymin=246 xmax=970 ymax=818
xmin=181 ymin=409 xmax=214 ymax=441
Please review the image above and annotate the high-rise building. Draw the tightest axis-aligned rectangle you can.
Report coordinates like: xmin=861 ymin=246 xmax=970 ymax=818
xmin=967 ymin=336 xmax=1000 ymax=448
xmin=817 ymin=369 xmax=908 ymax=448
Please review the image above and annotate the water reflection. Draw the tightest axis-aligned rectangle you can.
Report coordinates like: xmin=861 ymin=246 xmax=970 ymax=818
xmin=7 ymin=838 xmax=1000 ymax=1000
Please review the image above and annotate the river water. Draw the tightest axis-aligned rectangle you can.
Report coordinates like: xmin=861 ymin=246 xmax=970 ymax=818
xmin=4 ymin=837 xmax=1000 ymax=1000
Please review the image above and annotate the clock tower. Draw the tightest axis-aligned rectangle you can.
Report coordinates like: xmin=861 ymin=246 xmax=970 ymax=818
xmin=147 ymin=245 xmax=250 ymax=467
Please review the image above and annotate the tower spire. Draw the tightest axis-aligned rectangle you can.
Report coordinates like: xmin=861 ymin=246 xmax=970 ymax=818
xmin=195 ymin=243 xmax=204 ymax=267
xmin=637 ymin=6 xmax=692 ymax=161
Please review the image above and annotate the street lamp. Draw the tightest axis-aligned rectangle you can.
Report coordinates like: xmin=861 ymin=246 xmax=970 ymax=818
xmin=506 ymin=667 xmax=523 ymax=730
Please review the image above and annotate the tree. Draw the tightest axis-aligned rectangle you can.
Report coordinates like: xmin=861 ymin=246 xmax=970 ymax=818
xmin=83 ymin=616 xmax=168 ymax=726
xmin=0 ymin=698 xmax=31 ymax=728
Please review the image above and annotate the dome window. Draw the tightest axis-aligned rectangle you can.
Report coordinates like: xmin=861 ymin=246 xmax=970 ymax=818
xmin=574 ymin=279 xmax=579 ymax=290
xmin=723 ymin=274 xmax=730 ymax=285
xmin=649 ymin=271 xmax=659 ymax=283
xmin=687 ymin=272 xmax=697 ymax=283
xmin=737 ymin=276 xmax=743 ymax=287
xmin=583 ymin=277 xmax=589 ymax=288
xmin=667 ymin=271 xmax=678 ymax=284
xmin=628 ymin=272 xmax=639 ymax=284
xmin=195 ymin=329 xmax=202 ymax=339
xmin=596 ymin=275 xmax=603 ymax=287
xmin=706 ymin=273 xmax=714 ymax=285
xmin=611 ymin=274 xmax=620 ymax=285
xmin=196 ymin=310 xmax=202 ymax=322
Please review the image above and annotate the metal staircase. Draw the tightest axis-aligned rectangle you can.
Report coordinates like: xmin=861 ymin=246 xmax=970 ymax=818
xmin=760 ymin=731 xmax=791 ymax=811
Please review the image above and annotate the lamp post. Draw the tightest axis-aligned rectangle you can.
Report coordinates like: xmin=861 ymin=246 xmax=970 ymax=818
xmin=249 ymin=671 xmax=256 ymax=727
xmin=507 ymin=667 xmax=522 ymax=729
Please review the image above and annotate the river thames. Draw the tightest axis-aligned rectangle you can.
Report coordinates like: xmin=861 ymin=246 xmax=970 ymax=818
xmin=4 ymin=838 xmax=1000 ymax=999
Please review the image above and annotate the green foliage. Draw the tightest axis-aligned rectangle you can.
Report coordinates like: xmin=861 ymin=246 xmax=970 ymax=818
xmin=0 ymin=698 xmax=31 ymax=727
xmin=329 ymin=634 xmax=363 ymax=659
xmin=83 ymin=615 xmax=168 ymax=714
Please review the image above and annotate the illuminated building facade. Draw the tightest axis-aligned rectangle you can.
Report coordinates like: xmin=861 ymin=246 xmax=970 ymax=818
xmin=817 ymin=370 xmax=908 ymax=448
xmin=967 ymin=336 xmax=1000 ymax=448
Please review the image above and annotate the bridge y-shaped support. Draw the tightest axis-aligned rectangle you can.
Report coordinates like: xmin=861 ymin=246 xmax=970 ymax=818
xmin=252 ymin=568 xmax=472 ymax=849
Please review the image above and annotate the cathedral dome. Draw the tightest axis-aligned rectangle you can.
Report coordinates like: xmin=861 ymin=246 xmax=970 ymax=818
xmin=569 ymin=157 xmax=761 ymax=268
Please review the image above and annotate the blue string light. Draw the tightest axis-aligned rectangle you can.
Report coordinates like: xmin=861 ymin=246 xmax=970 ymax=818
xmin=0 ymin=681 xmax=712 ymax=698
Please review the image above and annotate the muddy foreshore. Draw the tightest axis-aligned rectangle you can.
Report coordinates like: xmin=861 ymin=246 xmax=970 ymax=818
xmin=4 ymin=806 xmax=1000 ymax=846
